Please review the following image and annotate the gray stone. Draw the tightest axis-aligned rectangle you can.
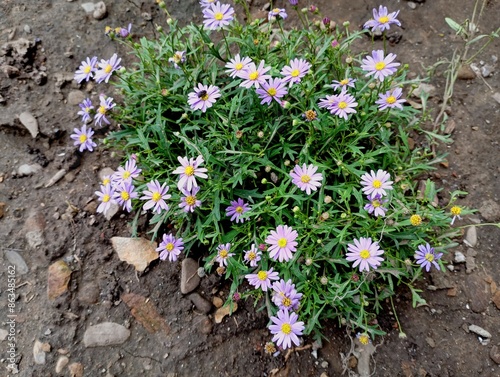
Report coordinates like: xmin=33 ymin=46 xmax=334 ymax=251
xmin=4 ymin=249 xmax=29 ymax=275
xmin=17 ymin=163 xmax=42 ymax=176
xmin=67 ymin=90 xmax=85 ymax=106
xmin=18 ymin=112 xmax=39 ymax=138
xmin=464 ymin=274 xmax=490 ymax=313
xmin=81 ymin=2 xmax=95 ymax=13
xmin=24 ymin=211 xmax=46 ymax=249
xmin=83 ymin=322 xmax=130 ymax=347
xmin=412 ymin=83 xmax=436 ymax=98
xmin=464 ymin=226 xmax=477 ymax=247
xmin=181 ymin=258 xmax=200 ymax=294
xmin=481 ymin=64 xmax=494 ymax=78
xmin=479 ymin=199 xmax=500 ymax=222
xmin=188 ymin=293 xmax=212 ymax=314
xmin=33 ymin=340 xmax=46 ymax=364
xmin=466 ymin=248 xmax=477 ymax=274
xmin=23 ymin=25 xmax=31 ymax=34
xmin=468 ymin=324 xmax=491 ymax=338
xmin=492 ymin=92 xmax=500 ymax=105
xmin=454 ymin=251 xmax=466 ymax=263
xmin=490 ymin=345 xmax=500 ymax=365
xmin=104 ymin=203 xmax=120 ymax=221
xmin=93 ymin=1 xmax=107 ymax=20
xmin=78 ymin=282 xmax=100 ymax=305
xmin=55 ymin=356 xmax=69 ymax=373
xmin=99 ymin=167 xmax=115 ymax=181
xmin=407 ymin=1 xmax=417 ymax=9
xmin=0 ymin=329 xmax=8 ymax=341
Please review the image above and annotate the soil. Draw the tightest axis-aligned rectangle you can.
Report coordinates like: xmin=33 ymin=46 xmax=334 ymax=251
xmin=1 ymin=0 xmax=499 ymax=376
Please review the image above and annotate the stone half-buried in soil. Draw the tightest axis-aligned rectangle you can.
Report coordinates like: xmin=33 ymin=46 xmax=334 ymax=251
xmin=111 ymin=236 xmax=158 ymax=272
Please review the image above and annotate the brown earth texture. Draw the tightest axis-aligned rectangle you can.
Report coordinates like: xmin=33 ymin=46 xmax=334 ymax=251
xmin=1 ymin=0 xmax=500 ymax=376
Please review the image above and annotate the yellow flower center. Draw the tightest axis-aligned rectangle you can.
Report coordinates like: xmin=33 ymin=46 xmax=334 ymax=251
xmin=451 ymin=206 xmax=461 ymax=216
xmin=102 ymin=194 xmax=110 ymax=203
xmin=290 ymin=69 xmax=300 ymax=77
xmin=219 ymin=249 xmax=228 ymax=258
xmin=378 ymin=16 xmax=389 ymax=24
xmin=235 ymin=62 xmax=243 ymax=70
xmin=115 ymin=27 xmax=121 ymax=34
xmin=359 ymin=334 xmax=370 ymax=345
xmin=386 ymin=95 xmax=396 ymax=104
xmin=372 ymin=200 xmax=381 ymax=208
xmin=267 ymin=87 xmax=277 ymax=96
xmin=372 ymin=179 xmax=382 ymax=188
xmin=277 ymin=238 xmax=287 ymax=248
xmin=84 ymin=66 xmax=92 ymax=74
xmin=338 ymin=101 xmax=347 ymax=109
xmin=85 ymin=107 xmax=91 ymax=112
xmin=152 ymin=192 xmax=162 ymax=202
xmin=186 ymin=195 xmax=196 ymax=206
xmin=281 ymin=323 xmax=292 ymax=334
xmin=248 ymin=251 xmax=256 ymax=260
xmin=300 ymin=175 xmax=311 ymax=183
xmin=359 ymin=249 xmax=370 ymax=259
xmin=184 ymin=166 xmax=195 ymax=176
xmin=282 ymin=297 xmax=292 ymax=308
xmin=79 ymin=134 xmax=87 ymax=143
xmin=273 ymin=8 xmax=280 ymax=13
xmin=425 ymin=253 xmax=434 ymax=262
xmin=121 ymin=191 xmax=130 ymax=201
xmin=249 ymin=71 xmax=259 ymax=80
xmin=122 ymin=171 xmax=131 ymax=179
xmin=410 ymin=214 xmax=422 ymax=226
xmin=375 ymin=62 xmax=386 ymax=71
xmin=98 ymin=106 xmax=106 ymax=115
xmin=304 ymin=110 xmax=317 ymax=121
xmin=104 ymin=64 xmax=113 ymax=74
xmin=257 ymin=271 xmax=268 ymax=281
xmin=340 ymin=79 xmax=349 ymax=85
xmin=102 ymin=177 xmax=111 ymax=185
xmin=166 ymin=242 xmax=174 ymax=251
xmin=200 ymin=93 xmax=209 ymax=101
xmin=214 ymin=12 xmax=224 ymax=20
xmin=235 ymin=206 xmax=244 ymax=213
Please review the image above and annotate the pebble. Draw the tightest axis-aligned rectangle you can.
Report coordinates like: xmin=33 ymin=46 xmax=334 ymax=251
xmin=45 ymin=169 xmax=67 ymax=188
xmin=24 ymin=25 xmax=31 ymax=34
xmin=93 ymin=1 xmax=107 ymax=20
xmin=18 ymin=112 xmax=39 ymax=138
xmin=464 ymin=226 xmax=477 ymax=247
xmin=492 ymin=92 xmax=500 ymax=105
xmin=78 ymin=282 xmax=100 ymax=305
xmin=24 ymin=210 xmax=46 ymax=249
xmin=212 ymin=296 xmax=223 ymax=308
xmin=425 ymin=337 xmax=436 ymax=348
xmin=111 ymin=237 xmax=159 ymax=272
xmin=17 ymin=163 xmax=43 ymax=176
xmin=465 ymin=274 xmax=490 ymax=313
xmin=67 ymin=90 xmax=85 ymax=106
xmin=4 ymin=249 xmax=29 ymax=275
xmin=454 ymin=251 xmax=466 ymax=263
xmin=0 ymin=329 xmax=8 ymax=341
xmin=68 ymin=362 xmax=84 ymax=377
xmin=468 ymin=324 xmax=491 ymax=338
xmin=55 ymin=356 xmax=69 ymax=373
xmin=33 ymin=340 xmax=47 ymax=364
xmin=214 ymin=303 xmax=238 ymax=324
xmin=481 ymin=65 xmax=494 ymax=77
xmin=180 ymin=258 xmax=200 ymax=294
xmin=490 ymin=345 xmax=500 ymax=365
xmin=80 ymin=2 xmax=94 ymax=12
xmin=47 ymin=260 xmax=72 ymax=300
xmin=320 ymin=361 xmax=329 ymax=368
xmin=411 ymin=83 xmax=436 ymax=98
xmin=465 ymin=248 xmax=477 ymax=274
xmin=407 ymin=1 xmax=417 ymax=9
xmin=457 ymin=64 xmax=476 ymax=80
xmin=83 ymin=322 xmax=130 ymax=347
xmin=188 ymin=293 xmax=212 ymax=314
xmin=104 ymin=203 xmax=119 ymax=221
xmin=479 ymin=199 xmax=500 ymax=222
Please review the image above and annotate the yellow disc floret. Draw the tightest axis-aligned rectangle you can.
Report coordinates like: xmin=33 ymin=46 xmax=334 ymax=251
xmin=277 ymin=238 xmax=287 ymax=248
xmin=410 ymin=214 xmax=422 ymax=226
xmin=152 ymin=192 xmax=162 ymax=202
xmin=281 ymin=323 xmax=292 ymax=334
xmin=184 ymin=166 xmax=195 ymax=176
xmin=185 ymin=195 xmax=196 ymax=206
xmin=257 ymin=271 xmax=268 ymax=281
xmin=359 ymin=249 xmax=370 ymax=259
xmin=375 ymin=62 xmax=386 ymax=71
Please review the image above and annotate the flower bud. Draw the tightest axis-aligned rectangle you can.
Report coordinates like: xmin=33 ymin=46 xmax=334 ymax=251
xmin=340 ymin=212 xmax=347 ymax=219
xmin=261 ymin=178 xmax=268 ymax=184
xmin=282 ymin=100 xmax=291 ymax=109
xmin=265 ymin=195 xmax=272 ymax=201
xmin=156 ymin=25 xmax=163 ymax=32
xmin=118 ymin=67 xmax=127 ymax=74
xmin=320 ymin=276 xmax=328 ymax=285
xmin=324 ymin=195 xmax=332 ymax=204
xmin=265 ymin=165 xmax=272 ymax=173
xmin=292 ymin=206 xmax=300 ymax=213
xmin=343 ymin=21 xmax=350 ymax=27
xmin=181 ymin=113 xmax=188 ymax=120
xmin=257 ymin=131 xmax=264 ymax=138
xmin=305 ymin=258 xmax=313 ymax=266
xmin=301 ymin=7 xmax=308 ymax=13
xmin=331 ymin=39 xmax=339 ymax=48
xmin=345 ymin=56 xmax=353 ymax=64
xmin=284 ymin=160 xmax=290 ymax=166
xmin=292 ymin=119 xmax=299 ymax=126
xmin=320 ymin=212 xmax=329 ymax=220
xmin=368 ymin=82 xmax=376 ymax=89
xmin=314 ymin=20 xmax=321 ymax=28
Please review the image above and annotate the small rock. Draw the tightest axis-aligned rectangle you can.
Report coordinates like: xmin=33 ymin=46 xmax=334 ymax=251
xmin=464 ymin=226 xmax=477 ymax=247
xmin=4 ymin=249 xmax=29 ymax=275
xmin=104 ymin=202 xmax=120 ymax=221
xmin=468 ymin=324 xmax=491 ymax=338
xmin=407 ymin=1 xmax=417 ymax=9
xmin=492 ymin=92 xmax=500 ymax=105
xmin=78 ymin=282 xmax=100 ymax=305
xmin=425 ymin=337 xmax=436 ymax=348
xmin=83 ymin=322 xmax=130 ymax=347
xmin=188 ymin=293 xmax=212 ymax=314
xmin=68 ymin=362 xmax=84 ymax=377
xmin=122 ymin=293 xmax=170 ymax=334
xmin=465 ymin=274 xmax=490 ymax=313
xmin=24 ymin=210 xmax=46 ymax=249
xmin=492 ymin=290 xmax=500 ymax=310
xmin=447 ymin=265 xmax=454 ymax=272
xmin=212 ymin=296 xmax=223 ymax=308
xmin=142 ymin=12 xmax=152 ymax=21
xmin=320 ymin=361 xmax=329 ymax=368
xmin=412 ymin=83 xmax=436 ymax=98
xmin=196 ymin=315 xmax=213 ymax=335
xmin=67 ymin=90 xmax=85 ymax=106
xmin=80 ymin=2 xmax=95 ymax=13
xmin=457 ymin=64 xmax=476 ymax=80
xmin=481 ymin=65 xmax=494 ymax=78
xmin=454 ymin=251 xmax=466 ymax=263
xmin=83 ymin=201 xmax=98 ymax=214
xmin=465 ymin=248 xmax=477 ymax=274
xmin=347 ymin=356 xmax=357 ymax=369
xmin=45 ymin=169 xmax=67 ymax=188
xmin=23 ymin=25 xmax=31 ymax=34
xmin=18 ymin=112 xmax=39 ymax=138
xmin=490 ymin=345 xmax=500 ymax=365
xmin=447 ymin=287 xmax=457 ymax=297
xmin=47 ymin=260 xmax=72 ymax=300
xmin=93 ymin=1 xmax=107 ymax=20
xmin=0 ymin=329 xmax=8 ymax=341
xmin=33 ymin=340 xmax=46 ymax=364
xmin=111 ymin=237 xmax=159 ymax=272
xmin=55 ymin=356 xmax=69 ymax=373
xmin=17 ymin=163 xmax=43 ymax=176
xmin=99 ymin=167 xmax=115 ymax=181
xmin=214 ymin=303 xmax=238 ymax=324
xmin=479 ymin=199 xmax=500 ymax=222
xmin=180 ymin=258 xmax=200 ymax=294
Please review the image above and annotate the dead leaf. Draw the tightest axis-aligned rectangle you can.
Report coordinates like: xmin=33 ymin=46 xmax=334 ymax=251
xmin=47 ymin=260 xmax=71 ymax=300
xmin=214 ymin=303 xmax=238 ymax=324
xmin=122 ymin=293 xmax=170 ymax=334
xmin=111 ymin=237 xmax=158 ymax=272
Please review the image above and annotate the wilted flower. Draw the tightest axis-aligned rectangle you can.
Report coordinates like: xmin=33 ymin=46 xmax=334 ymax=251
xmin=243 ymin=244 xmax=262 ymax=267
xmin=410 ymin=214 xmax=422 ymax=226
xmin=168 ymin=51 xmax=186 ymax=69
xmin=450 ymin=206 xmax=462 ymax=225
xmin=331 ymin=77 xmax=356 ymax=91
xmin=117 ymin=23 xmax=132 ymax=38
xmin=302 ymin=109 xmax=317 ymax=121
xmin=414 ymin=243 xmax=443 ymax=272
xmin=269 ymin=309 xmax=305 ymax=349
xmin=346 ymin=237 xmax=385 ymax=272
xmin=94 ymin=95 xmax=115 ymax=127
xmin=70 ymin=124 xmax=97 ymax=152
xmin=356 ymin=333 xmax=371 ymax=345
xmin=77 ymin=98 xmax=94 ymax=123
xmin=272 ymin=279 xmax=303 ymax=311
xmin=268 ymin=8 xmax=287 ymax=21
xmin=364 ymin=193 xmax=388 ymax=217
xmin=361 ymin=50 xmax=400 ymax=81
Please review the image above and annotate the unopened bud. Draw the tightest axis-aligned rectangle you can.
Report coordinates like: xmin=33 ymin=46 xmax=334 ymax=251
xmin=156 ymin=25 xmax=163 ymax=32
xmin=368 ymin=82 xmax=376 ymax=89
xmin=261 ymin=178 xmax=268 ymax=184
xmin=292 ymin=206 xmax=300 ymax=213
xmin=320 ymin=276 xmax=328 ymax=285
xmin=257 ymin=131 xmax=264 ymax=138
xmin=118 ymin=67 xmax=127 ymax=74
xmin=265 ymin=166 xmax=272 ymax=173
xmin=343 ymin=21 xmax=350 ymax=27
xmin=284 ymin=160 xmax=290 ymax=166
xmin=345 ymin=56 xmax=353 ymax=64
xmin=324 ymin=195 xmax=332 ymax=204
xmin=181 ymin=113 xmax=188 ymax=120
xmin=305 ymin=258 xmax=313 ymax=266
xmin=282 ymin=100 xmax=291 ymax=109
xmin=292 ymin=119 xmax=299 ymax=126
xmin=320 ymin=212 xmax=329 ymax=220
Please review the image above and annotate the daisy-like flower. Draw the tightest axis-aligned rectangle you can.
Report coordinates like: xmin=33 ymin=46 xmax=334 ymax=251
xmin=243 ymin=244 xmax=262 ymax=267
xmin=364 ymin=193 xmax=388 ymax=217
xmin=113 ymin=156 xmax=142 ymax=183
xmin=112 ymin=180 xmax=138 ymax=212
xmin=363 ymin=5 xmax=401 ymax=33
xmin=226 ymin=198 xmax=251 ymax=223
xmin=272 ymin=279 xmax=303 ymax=311
xmin=101 ymin=174 xmax=113 ymax=187
xmin=200 ymin=0 xmax=216 ymax=7
xmin=117 ymin=23 xmax=132 ymax=38
xmin=156 ymin=234 xmax=184 ymax=262
xmin=268 ymin=8 xmax=287 ymax=21
xmin=94 ymin=95 xmax=115 ymax=127
xmin=376 ymin=87 xmax=406 ymax=110
xmin=239 ymin=60 xmax=272 ymax=89
xmin=302 ymin=109 xmax=317 ymax=122
xmin=410 ymin=214 xmax=422 ymax=226
xmin=215 ymin=243 xmax=234 ymax=267
xmin=179 ymin=186 xmax=202 ymax=212
xmin=290 ymin=164 xmax=323 ymax=195
xmin=360 ymin=169 xmax=393 ymax=197
xmin=74 ymin=56 xmax=97 ymax=83
xmin=70 ymin=124 xmax=97 ymax=152
xmin=414 ymin=243 xmax=443 ymax=272
xmin=265 ymin=225 xmax=298 ymax=262
xmin=280 ymin=58 xmax=311 ymax=87
xmin=77 ymin=98 xmax=94 ymax=123
xmin=245 ymin=267 xmax=279 ymax=291
xmin=256 ymin=78 xmax=288 ymax=105
xmin=94 ymin=53 xmax=122 ymax=84
xmin=289 ymin=0 xmax=298 ymax=5
xmin=140 ymin=180 xmax=171 ymax=214
xmin=356 ymin=333 xmax=371 ymax=345
xmin=346 ymin=237 xmax=385 ymax=272
xmin=95 ymin=184 xmax=116 ymax=214
xmin=269 ymin=309 xmax=305 ymax=350
xmin=318 ymin=94 xmax=338 ymax=109
xmin=172 ymin=155 xmax=208 ymax=191
xmin=331 ymin=77 xmax=356 ymax=91
xmin=187 ymin=83 xmax=221 ymax=113
xmin=361 ymin=50 xmax=400 ymax=82
xmin=225 ymin=54 xmax=252 ymax=78
xmin=450 ymin=206 xmax=462 ymax=225
xmin=328 ymin=90 xmax=358 ymax=120
xmin=202 ymin=2 xmax=235 ymax=30
xmin=168 ymin=51 xmax=186 ymax=69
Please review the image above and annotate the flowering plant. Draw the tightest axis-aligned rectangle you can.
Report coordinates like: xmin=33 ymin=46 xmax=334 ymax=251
xmin=74 ymin=2 xmax=472 ymax=347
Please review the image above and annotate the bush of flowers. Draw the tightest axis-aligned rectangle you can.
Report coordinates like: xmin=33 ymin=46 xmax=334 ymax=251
xmin=71 ymin=1 xmax=471 ymax=349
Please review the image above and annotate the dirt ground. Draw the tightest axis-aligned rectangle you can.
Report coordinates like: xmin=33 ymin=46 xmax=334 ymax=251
xmin=1 ymin=0 xmax=499 ymax=376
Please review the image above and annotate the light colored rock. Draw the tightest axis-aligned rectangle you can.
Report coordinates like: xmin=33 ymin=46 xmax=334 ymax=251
xmin=45 ymin=169 xmax=66 ymax=188
xmin=104 ymin=202 xmax=120 ymax=221
xmin=464 ymin=226 xmax=477 ymax=247
xmin=111 ymin=237 xmax=158 ymax=272
xmin=412 ymin=83 xmax=437 ymax=98
xmin=83 ymin=322 xmax=130 ymax=347
xmin=81 ymin=2 xmax=95 ymax=13
xmin=491 ymin=345 xmax=500 ymax=365
xmin=492 ymin=92 xmax=500 ymax=105
xmin=67 ymin=90 xmax=85 ymax=106
xmin=17 ymin=163 xmax=42 ymax=176
xmin=454 ymin=251 xmax=466 ymax=263
xmin=93 ymin=1 xmax=107 ymax=20
xmin=55 ymin=356 xmax=69 ymax=373
xmin=180 ymin=258 xmax=200 ymax=294
xmin=33 ymin=340 xmax=46 ymax=364
xmin=24 ymin=211 xmax=46 ymax=249
xmin=468 ymin=324 xmax=491 ymax=338
xmin=0 ymin=328 xmax=8 ymax=341
xmin=4 ymin=249 xmax=29 ymax=275
xmin=481 ymin=65 xmax=494 ymax=78
xmin=18 ymin=112 xmax=39 ymax=138
xmin=479 ymin=199 xmax=500 ymax=222
xmin=99 ymin=167 xmax=115 ymax=181
xmin=407 ymin=1 xmax=417 ymax=9
xmin=212 ymin=296 xmax=223 ymax=308
xmin=68 ymin=362 xmax=84 ymax=377
xmin=214 ymin=303 xmax=238 ymax=324
xmin=47 ymin=260 xmax=72 ymax=300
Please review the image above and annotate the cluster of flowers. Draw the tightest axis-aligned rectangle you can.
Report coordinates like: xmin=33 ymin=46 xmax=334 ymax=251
xmin=105 ymin=23 xmax=132 ymax=38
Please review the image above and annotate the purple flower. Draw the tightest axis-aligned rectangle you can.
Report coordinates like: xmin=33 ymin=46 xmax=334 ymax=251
xmin=346 ymin=237 xmax=384 ymax=272
xmin=328 ymin=90 xmax=358 ymax=120
xmin=94 ymin=95 xmax=115 ymax=127
xmin=364 ymin=193 xmax=388 ymax=217
xmin=331 ymin=77 xmax=356 ymax=91
xmin=245 ymin=267 xmax=279 ymax=291
xmin=361 ymin=50 xmax=400 ymax=82
xmin=318 ymin=94 xmax=338 ymax=109
xmin=226 ymin=198 xmax=250 ymax=223
xmin=243 ymin=244 xmax=262 ymax=267
xmin=375 ymin=87 xmax=406 ymax=110
xmin=200 ymin=0 xmax=217 ymax=7
xmin=272 ymin=279 xmax=302 ymax=311
xmin=265 ymin=225 xmax=298 ymax=262
xmin=70 ymin=124 xmax=97 ymax=152
xmin=414 ymin=243 xmax=443 ymax=272
xmin=179 ymin=186 xmax=202 ymax=212
xmin=112 ymin=180 xmax=138 ymax=212
xmin=360 ymin=169 xmax=393 ymax=197
xmin=118 ymin=23 xmax=132 ymax=38
xmin=94 ymin=53 xmax=122 ymax=84
xmin=169 ymin=51 xmax=186 ymax=69
xmin=280 ymin=58 xmax=311 ymax=87
xmin=269 ymin=309 xmax=305 ymax=350
xmin=268 ymin=8 xmax=287 ymax=21
xmin=239 ymin=60 xmax=272 ymax=89
xmin=113 ymin=156 xmax=142 ymax=183
xmin=95 ymin=184 xmax=116 ymax=215
xmin=289 ymin=0 xmax=298 ymax=5
xmin=77 ymin=98 xmax=94 ymax=123
xmin=215 ymin=243 xmax=234 ymax=266
xmin=74 ymin=56 xmax=97 ymax=83
xmin=172 ymin=155 xmax=208 ymax=191
xmin=364 ymin=6 xmax=401 ymax=33
xmin=187 ymin=83 xmax=221 ymax=113
xmin=156 ymin=234 xmax=184 ymax=262
xmin=256 ymin=78 xmax=288 ymax=105
xmin=290 ymin=164 xmax=323 ymax=195
xmin=225 ymin=54 xmax=252 ymax=78
xmin=202 ymin=2 xmax=235 ymax=30
xmin=141 ymin=180 xmax=171 ymax=214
